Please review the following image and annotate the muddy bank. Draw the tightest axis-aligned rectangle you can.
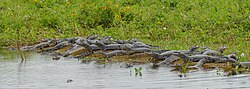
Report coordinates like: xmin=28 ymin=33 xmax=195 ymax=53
xmin=17 ymin=35 xmax=250 ymax=73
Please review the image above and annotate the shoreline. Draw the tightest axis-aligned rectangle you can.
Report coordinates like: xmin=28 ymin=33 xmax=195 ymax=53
xmin=13 ymin=35 xmax=250 ymax=73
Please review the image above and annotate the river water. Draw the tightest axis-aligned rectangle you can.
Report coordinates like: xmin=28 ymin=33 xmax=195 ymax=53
xmin=0 ymin=49 xmax=250 ymax=89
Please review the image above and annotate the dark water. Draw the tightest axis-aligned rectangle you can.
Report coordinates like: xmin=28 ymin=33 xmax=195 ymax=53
xmin=0 ymin=49 xmax=250 ymax=89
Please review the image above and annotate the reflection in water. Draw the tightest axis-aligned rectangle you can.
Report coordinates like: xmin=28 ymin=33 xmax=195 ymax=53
xmin=0 ymin=48 xmax=28 ymax=72
xmin=0 ymin=49 xmax=250 ymax=89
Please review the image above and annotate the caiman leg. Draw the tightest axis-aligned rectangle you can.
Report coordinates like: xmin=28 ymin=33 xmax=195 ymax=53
xmin=188 ymin=58 xmax=206 ymax=69
xmin=156 ymin=55 xmax=179 ymax=66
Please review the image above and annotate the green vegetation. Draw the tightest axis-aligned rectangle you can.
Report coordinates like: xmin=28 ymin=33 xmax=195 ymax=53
xmin=0 ymin=0 xmax=249 ymax=59
xmin=134 ymin=67 xmax=142 ymax=77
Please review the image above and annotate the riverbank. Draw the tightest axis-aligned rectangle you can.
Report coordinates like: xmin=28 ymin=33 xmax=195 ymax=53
xmin=0 ymin=0 xmax=249 ymax=59
xmin=16 ymin=35 xmax=250 ymax=74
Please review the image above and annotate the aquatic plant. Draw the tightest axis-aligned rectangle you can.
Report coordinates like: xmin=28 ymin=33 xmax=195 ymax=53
xmin=134 ymin=67 xmax=142 ymax=77
xmin=15 ymin=30 xmax=26 ymax=63
xmin=130 ymin=69 xmax=132 ymax=75
xmin=179 ymin=61 xmax=189 ymax=76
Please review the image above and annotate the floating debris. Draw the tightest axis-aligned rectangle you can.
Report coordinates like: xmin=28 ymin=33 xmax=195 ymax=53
xmin=67 ymin=79 xmax=73 ymax=83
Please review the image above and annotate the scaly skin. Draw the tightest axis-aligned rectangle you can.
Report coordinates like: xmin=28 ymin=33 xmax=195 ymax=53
xmin=119 ymin=44 xmax=134 ymax=50
xmin=202 ymin=46 xmax=226 ymax=56
xmin=97 ymin=50 xmax=128 ymax=58
xmin=159 ymin=46 xmax=199 ymax=57
xmin=33 ymin=39 xmax=57 ymax=50
xmin=95 ymin=40 xmax=123 ymax=51
xmin=130 ymin=47 xmax=152 ymax=53
xmin=103 ymin=44 xmax=122 ymax=51
xmin=227 ymin=51 xmax=238 ymax=61
xmin=63 ymin=44 xmax=84 ymax=57
xmin=133 ymin=41 xmax=152 ymax=48
xmin=180 ymin=46 xmax=200 ymax=55
xmin=155 ymin=55 xmax=179 ymax=66
xmin=159 ymin=51 xmax=177 ymax=57
xmin=87 ymin=35 xmax=99 ymax=40
xmin=191 ymin=56 xmax=238 ymax=69
xmin=114 ymin=40 xmax=134 ymax=44
xmin=43 ymin=41 xmax=70 ymax=52
xmin=188 ymin=58 xmax=207 ymax=69
xmin=78 ymin=41 xmax=100 ymax=53
xmin=152 ymin=50 xmax=170 ymax=54
xmin=20 ymin=46 xmax=34 ymax=51
xmin=173 ymin=52 xmax=238 ymax=67
xmin=86 ymin=39 xmax=99 ymax=44
xmin=99 ymin=36 xmax=113 ymax=45
xmin=146 ymin=52 xmax=166 ymax=60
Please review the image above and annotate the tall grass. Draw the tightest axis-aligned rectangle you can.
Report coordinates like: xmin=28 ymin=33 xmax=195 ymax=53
xmin=0 ymin=0 xmax=249 ymax=59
